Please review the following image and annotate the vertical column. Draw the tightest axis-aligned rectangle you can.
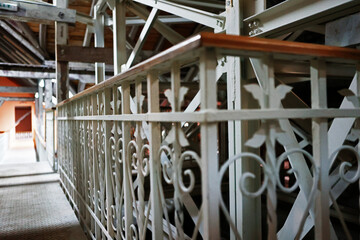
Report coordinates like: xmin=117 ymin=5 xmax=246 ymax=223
xmin=147 ymin=70 xmax=163 ymax=239
xmin=45 ymin=80 xmax=52 ymax=109
xmin=94 ymin=6 xmax=105 ymax=84
xmin=113 ymin=0 xmax=127 ymax=75
xmin=226 ymin=0 xmax=261 ymax=238
xmin=103 ymin=88 xmax=115 ymax=237
xmin=121 ymin=82 xmax=132 ymax=239
xmin=200 ymin=48 xmax=219 ymax=240
xmin=91 ymin=93 xmax=101 ymax=240
xmin=311 ymin=59 xmax=330 ymax=239
xmin=38 ymin=80 xmax=44 ymax=138
xmin=55 ymin=0 xmax=69 ymax=102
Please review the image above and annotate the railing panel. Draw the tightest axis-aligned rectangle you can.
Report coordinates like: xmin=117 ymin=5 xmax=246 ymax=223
xmin=56 ymin=33 xmax=360 ymax=240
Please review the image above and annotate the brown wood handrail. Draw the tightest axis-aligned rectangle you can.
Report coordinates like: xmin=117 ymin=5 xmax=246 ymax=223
xmin=57 ymin=32 xmax=360 ymax=107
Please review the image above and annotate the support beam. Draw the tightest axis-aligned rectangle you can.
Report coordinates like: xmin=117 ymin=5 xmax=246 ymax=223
xmin=105 ymin=15 xmax=193 ymax=26
xmin=55 ymin=0 xmax=69 ymax=102
xmin=326 ymin=12 xmax=360 ymax=47
xmin=132 ymin=0 xmax=225 ymax=30
xmin=56 ymin=46 xmax=113 ymax=64
xmin=244 ymin=0 xmax=360 ymax=37
xmin=0 ymin=97 xmax=34 ymax=101
xmin=0 ymin=0 xmax=76 ymax=24
xmin=112 ymin=0 xmax=127 ymax=74
xmin=0 ymin=69 xmax=100 ymax=82
xmin=0 ymin=86 xmax=37 ymax=93
xmin=0 ymin=20 xmax=44 ymax=61
xmin=127 ymin=2 xmax=185 ymax=45
xmin=39 ymin=24 xmax=48 ymax=55
xmin=126 ymin=8 xmax=159 ymax=69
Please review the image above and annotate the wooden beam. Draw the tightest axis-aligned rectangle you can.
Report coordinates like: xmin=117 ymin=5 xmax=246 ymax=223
xmin=0 ymin=20 xmax=44 ymax=61
xmin=0 ymin=86 xmax=37 ymax=93
xmin=0 ymin=1 xmax=76 ymax=24
xmin=0 ymin=97 xmax=34 ymax=101
xmin=56 ymin=45 xmax=113 ymax=64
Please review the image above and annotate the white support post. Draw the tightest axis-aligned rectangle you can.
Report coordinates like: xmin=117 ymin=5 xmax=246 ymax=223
xmin=199 ymin=48 xmax=219 ymax=240
xmin=45 ymin=80 xmax=52 ymax=109
xmin=94 ymin=7 xmax=105 ymax=84
xmin=113 ymin=0 xmax=127 ymax=74
xmin=226 ymin=1 xmax=261 ymax=238
xmin=147 ymin=70 xmax=163 ymax=239
xmin=311 ymin=59 xmax=330 ymax=239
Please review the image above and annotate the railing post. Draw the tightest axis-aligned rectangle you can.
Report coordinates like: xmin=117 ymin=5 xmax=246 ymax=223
xmin=311 ymin=59 xmax=330 ymax=239
xmin=103 ymin=88 xmax=115 ymax=238
xmin=91 ymin=93 xmax=101 ymax=240
xmin=199 ymin=48 xmax=220 ymax=240
xmin=147 ymin=70 xmax=163 ymax=239
xmin=121 ymin=82 xmax=132 ymax=239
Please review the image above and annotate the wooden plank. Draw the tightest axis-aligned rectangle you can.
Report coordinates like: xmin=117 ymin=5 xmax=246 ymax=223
xmin=0 ymin=86 xmax=37 ymax=93
xmin=0 ymin=97 xmax=34 ymax=101
xmin=57 ymin=45 xmax=113 ymax=64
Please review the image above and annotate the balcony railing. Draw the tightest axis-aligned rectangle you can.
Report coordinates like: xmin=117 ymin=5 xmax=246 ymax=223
xmin=56 ymin=33 xmax=360 ymax=239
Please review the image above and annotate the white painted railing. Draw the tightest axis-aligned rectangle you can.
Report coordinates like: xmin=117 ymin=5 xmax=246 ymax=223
xmin=45 ymin=108 xmax=57 ymax=170
xmin=0 ymin=131 xmax=9 ymax=163
xmin=56 ymin=33 xmax=360 ymax=239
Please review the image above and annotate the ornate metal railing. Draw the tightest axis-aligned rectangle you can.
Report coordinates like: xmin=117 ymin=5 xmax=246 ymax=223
xmin=56 ymin=33 xmax=360 ymax=240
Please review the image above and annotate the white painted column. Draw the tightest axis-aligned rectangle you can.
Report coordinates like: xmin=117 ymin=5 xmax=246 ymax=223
xmin=311 ymin=59 xmax=330 ymax=239
xmin=226 ymin=0 xmax=262 ymax=238
xmin=200 ymin=48 xmax=219 ymax=240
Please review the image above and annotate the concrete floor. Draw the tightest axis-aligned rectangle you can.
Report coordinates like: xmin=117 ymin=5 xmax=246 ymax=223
xmin=0 ymin=147 xmax=87 ymax=240
xmin=1 ymin=140 xmax=36 ymax=164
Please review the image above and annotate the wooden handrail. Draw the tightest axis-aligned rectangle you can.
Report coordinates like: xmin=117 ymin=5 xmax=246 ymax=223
xmin=57 ymin=32 xmax=360 ymax=107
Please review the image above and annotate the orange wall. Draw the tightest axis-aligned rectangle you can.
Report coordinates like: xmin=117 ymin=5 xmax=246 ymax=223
xmin=0 ymin=77 xmax=36 ymax=147
xmin=0 ymin=101 xmax=36 ymax=147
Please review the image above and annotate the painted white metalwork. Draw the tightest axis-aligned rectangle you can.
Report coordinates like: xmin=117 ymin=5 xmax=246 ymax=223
xmin=56 ymin=33 xmax=360 ymax=240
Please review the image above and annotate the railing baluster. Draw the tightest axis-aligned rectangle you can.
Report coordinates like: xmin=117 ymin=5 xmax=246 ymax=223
xmin=104 ymin=88 xmax=115 ymax=238
xmin=311 ymin=59 xmax=330 ymax=239
xmin=91 ymin=93 xmax=101 ymax=240
xmin=121 ymin=82 xmax=132 ymax=239
xmin=147 ymin=70 xmax=163 ymax=239
xmin=199 ymin=48 xmax=220 ymax=240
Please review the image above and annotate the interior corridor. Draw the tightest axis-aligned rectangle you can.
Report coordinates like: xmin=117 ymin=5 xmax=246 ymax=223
xmin=0 ymin=142 xmax=86 ymax=240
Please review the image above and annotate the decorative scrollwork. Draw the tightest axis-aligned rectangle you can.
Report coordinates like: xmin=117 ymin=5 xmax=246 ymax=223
xmin=329 ymin=145 xmax=360 ymax=183
xmin=159 ymin=145 xmax=173 ymax=184
xmin=178 ymin=151 xmax=200 ymax=193
xmin=218 ymin=149 xmax=319 ymax=239
xmin=140 ymin=144 xmax=150 ymax=177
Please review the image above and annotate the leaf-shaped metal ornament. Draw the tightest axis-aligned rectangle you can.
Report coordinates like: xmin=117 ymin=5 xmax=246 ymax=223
xmin=271 ymin=84 xmax=293 ymax=108
xmin=244 ymin=84 xmax=263 ymax=108
xmin=164 ymin=126 xmax=189 ymax=147
xmin=164 ymin=87 xmax=189 ymax=111
xmin=245 ymin=127 xmax=266 ymax=148
xmin=178 ymin=87 xmax=189 ymax=110
xmin=132 ymin=95 xmax=145 ymax=113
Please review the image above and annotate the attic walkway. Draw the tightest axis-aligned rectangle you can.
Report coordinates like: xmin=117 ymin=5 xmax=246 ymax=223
xmin=0 ymin=147 xmax=87 ymax=240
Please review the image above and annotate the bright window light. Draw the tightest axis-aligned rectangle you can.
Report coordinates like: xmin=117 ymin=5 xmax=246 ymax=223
xmin=39 ymin=79 xmax=44 ymax=88
xmin=52 ymin=96 xmax=57 ymax=105
xmin=69 ymin=91 xmax=73 ymax=98
xmin=35 ymin=92 xmax=39 ymax=98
